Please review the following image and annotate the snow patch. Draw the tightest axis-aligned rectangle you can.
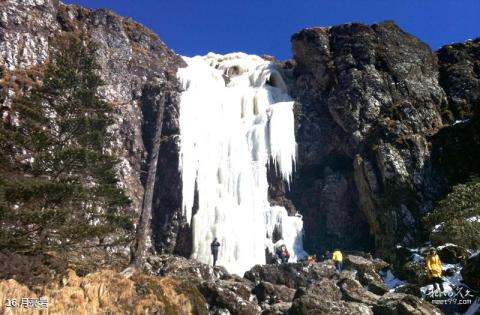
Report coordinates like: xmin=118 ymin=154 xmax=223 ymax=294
xmin=453 ymin=119 xmax=470 ymax=125
xmin=466 ymin=216 xmax=480 ymax=223
xmin=380 ymin=270 xmax=406 ymax=290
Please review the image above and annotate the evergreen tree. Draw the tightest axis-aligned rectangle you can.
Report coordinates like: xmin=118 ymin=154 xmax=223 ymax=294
xmin=424 ymin=178 xmax=480 ymax=249
xmin=0 ymin=33 xmax=133 ymax=253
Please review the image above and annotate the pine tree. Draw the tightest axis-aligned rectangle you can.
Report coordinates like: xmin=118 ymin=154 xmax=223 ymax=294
xmin=0 ymin=33 xmax=133 ymax=253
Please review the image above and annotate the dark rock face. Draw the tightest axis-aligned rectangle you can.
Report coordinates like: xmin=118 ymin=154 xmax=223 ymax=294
xmin=0 ymin=0 xmax=189 ymax=257
xmin=290 ymin=21 xmax=449 ymax=256
xmin=428 ymin=39 xmax=480 ymax=215
xmin=437 ymin=38 xmax=480 ymax=122
xmin=461 ymin=254 xmax=480 ymax=291
xmin=430 ymin=118 xmax=480 ymax=185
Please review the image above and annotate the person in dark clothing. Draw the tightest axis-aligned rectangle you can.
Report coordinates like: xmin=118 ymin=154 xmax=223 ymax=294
xmin=276 ymin=245 xmax=290 ymax=263
xmin=320 ymin=250 xmax=331 ymax=262
xmin=210 ymin=237 xmax=221 ymax=266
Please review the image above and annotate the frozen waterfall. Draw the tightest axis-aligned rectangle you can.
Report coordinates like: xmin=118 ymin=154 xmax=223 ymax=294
xmin=178 ymin=52 xmax=307 ymax=275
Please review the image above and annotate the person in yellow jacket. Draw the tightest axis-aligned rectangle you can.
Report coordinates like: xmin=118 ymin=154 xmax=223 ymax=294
xmin=332 ymin=249 xmax=343 ymax=272
xmin=426 ymin=248 xmax=444 ymax=292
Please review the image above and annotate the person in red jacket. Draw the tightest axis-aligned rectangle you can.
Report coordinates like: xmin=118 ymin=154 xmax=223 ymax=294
xmin=276 ymin=245 xmax=290 ymax=263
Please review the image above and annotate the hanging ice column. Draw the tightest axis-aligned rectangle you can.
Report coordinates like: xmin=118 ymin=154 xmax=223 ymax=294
xmin=178 ymin=52 xmax=308 ymax=275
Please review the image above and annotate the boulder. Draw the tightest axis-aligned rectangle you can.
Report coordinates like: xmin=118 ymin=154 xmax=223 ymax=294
xmin=437 ymin=244 xmax=470 ymax=264
xmin=373 ymin=292 xmax=442 ymax=315
xmin=252 ymin=281 xmax=295 ymax=304
xmin=461 ymin=254 xmax=480 ymax=291
xmin=199 ymin=279 xmax=260 ymax=315
xmin=344 ymin=255 xmax=389 ymax=294
xmin=293 ymin=279 xmax=343 ymax=302
xmin=290 ymin=279 xmax=374 ymax=314
xmin=146 ymin=255 xmax=227 ymax=282
xmin=393 ymin=260 xmax=429 ymax=286
xmin=393 ymin=284 xmax=422 ymax=297
xmin=244 ymin=262 xmax=336 ymax=289
xmin=260 ymin=302 xmax=291 ymax=315
xmin=393 ymin=247 xmax=414 ymax=267
xmin=344 ymin=255 xmax=387 ymax=274
xmin=338 ymin=278 xmax=380 ymax=305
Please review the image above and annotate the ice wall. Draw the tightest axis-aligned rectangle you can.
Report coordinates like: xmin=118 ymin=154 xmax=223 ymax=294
xmin=178 ymin=52 xmax=307 ymax=275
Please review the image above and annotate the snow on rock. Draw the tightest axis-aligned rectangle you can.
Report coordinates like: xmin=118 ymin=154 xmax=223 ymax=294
xmin=453 ymin=119 xmax=471 ymax=125
xmin=466 ymin=216 xmax=480 ymax=223
xmin=412 ymin=253 xmax=424 ymax=263
xmin=177 ymin=52 xmax=305 ymax=275
xmin=380 ymin=270 xmax=406 ymax=290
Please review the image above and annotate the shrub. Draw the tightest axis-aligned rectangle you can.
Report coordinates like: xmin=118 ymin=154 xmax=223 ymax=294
xmin=424 ymin=178 xmax=480 ymax=249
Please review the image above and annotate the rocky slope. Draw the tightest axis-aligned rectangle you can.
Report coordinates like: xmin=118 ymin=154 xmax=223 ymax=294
xmin=0 ymin=254 xmax=442 ymax=315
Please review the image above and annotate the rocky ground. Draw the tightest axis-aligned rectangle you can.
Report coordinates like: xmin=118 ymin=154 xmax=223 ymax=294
xmin=3 ymin=252 xmax=469 ymax=314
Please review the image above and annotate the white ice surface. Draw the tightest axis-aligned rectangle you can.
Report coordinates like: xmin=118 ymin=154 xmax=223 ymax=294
xmin=178 ymin=52 xmax=306 ymax=275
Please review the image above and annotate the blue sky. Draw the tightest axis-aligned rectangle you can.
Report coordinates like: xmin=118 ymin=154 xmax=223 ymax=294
xmin=64 ymin=0 xmax=479 ymax=60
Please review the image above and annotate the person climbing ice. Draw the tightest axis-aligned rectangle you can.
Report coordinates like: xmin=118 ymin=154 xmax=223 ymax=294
xmin=276 ymin=245 xmax=290 ymax=263
xmin=210 ymin=237 xmax=221 ymax=267
xmin=332 ymin=249 xmax=343 ymax=272
xmin=426 ymin=247 xmax=444 ymax=293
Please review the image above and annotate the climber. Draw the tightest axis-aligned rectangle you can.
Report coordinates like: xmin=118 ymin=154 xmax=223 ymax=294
xmin=332 ymin=249 xmax=343 ymax=272
xmin=426 ymin=247 xmax=444 ymax=292
xmin=210 ymin=237 xmax=221 ymax=267
xmin=276 ymin=245 xmax=290 ymax=263
xmin=320 ymin=250 xmax=331 ymax=262
xmin=307 ymin=254 xmax=317 ymax=265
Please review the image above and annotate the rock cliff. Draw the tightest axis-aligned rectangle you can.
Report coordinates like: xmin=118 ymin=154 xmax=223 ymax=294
xmin=289 ymin=22 xmax=479 ymax=257
xmin=1 ymin=0 xmax=479 ymax=264
xmin=0 ymin=0 xmax=188 ymax=257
